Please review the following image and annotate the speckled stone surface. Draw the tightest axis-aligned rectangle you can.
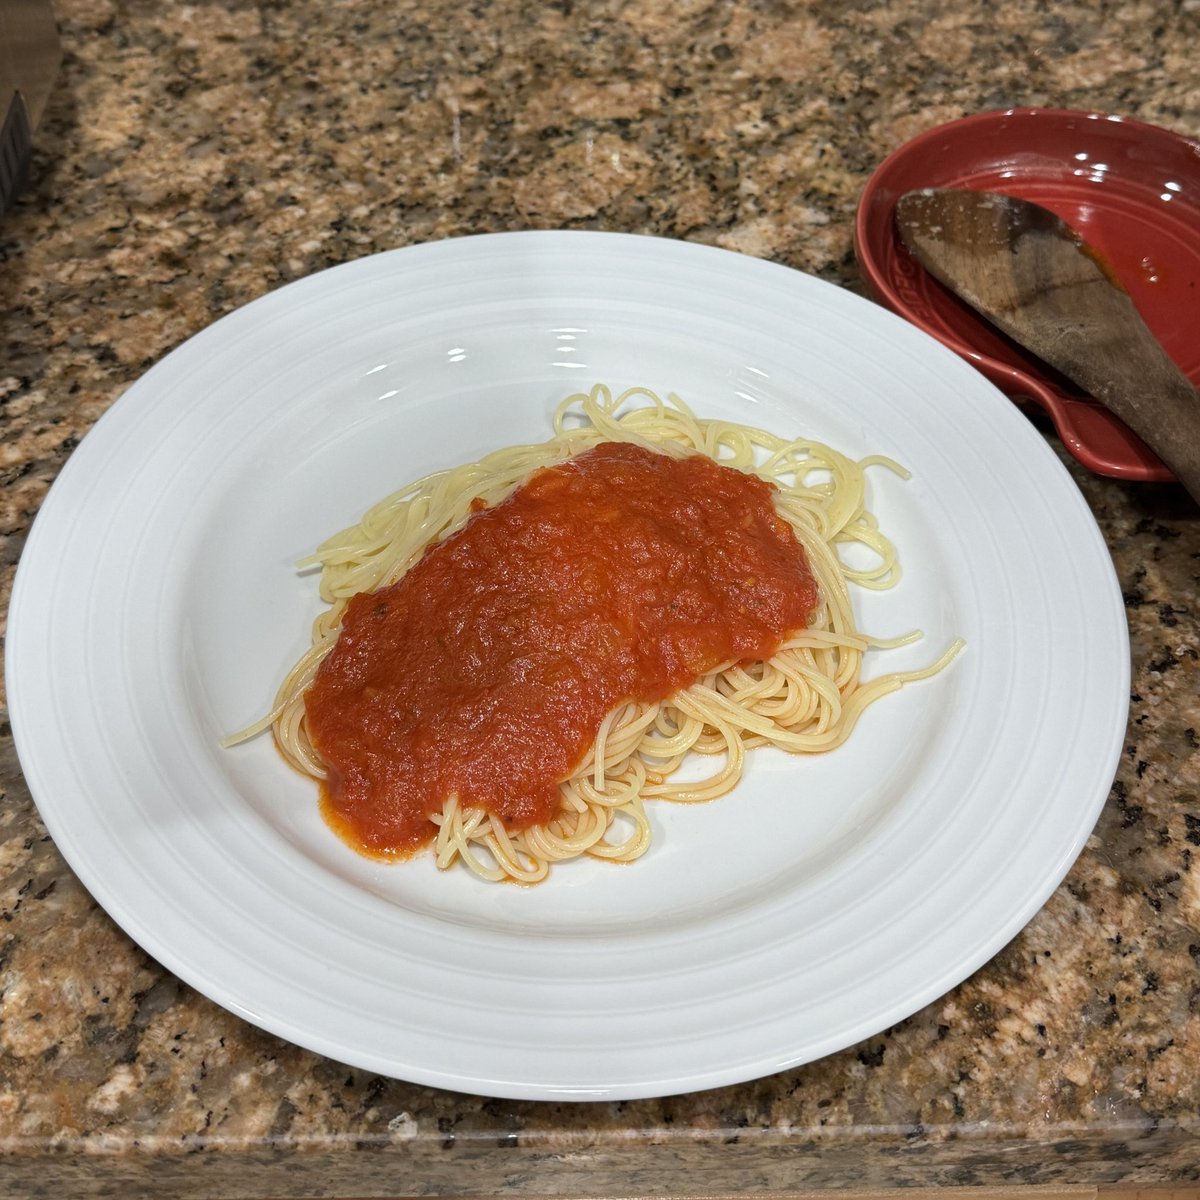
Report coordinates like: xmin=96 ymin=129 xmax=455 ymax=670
xmin=1 ymin=0 xmax=1199 ymax=1196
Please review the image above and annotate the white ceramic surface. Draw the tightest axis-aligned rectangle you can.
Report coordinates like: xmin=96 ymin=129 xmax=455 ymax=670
xmin=6 ymin=232 xmax=1128 ymax=1100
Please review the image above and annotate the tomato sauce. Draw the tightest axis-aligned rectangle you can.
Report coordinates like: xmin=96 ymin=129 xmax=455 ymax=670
xmin=304 ymin=441 xmax=819 ymax=858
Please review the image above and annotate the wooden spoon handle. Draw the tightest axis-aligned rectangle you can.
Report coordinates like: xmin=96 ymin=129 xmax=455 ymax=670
xmin=1083 ymin=330 xmax=1200 ymax=503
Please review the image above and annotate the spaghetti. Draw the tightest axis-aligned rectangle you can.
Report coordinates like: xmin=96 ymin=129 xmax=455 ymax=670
xmin=234 ymin=384 xmax=959 ymax=883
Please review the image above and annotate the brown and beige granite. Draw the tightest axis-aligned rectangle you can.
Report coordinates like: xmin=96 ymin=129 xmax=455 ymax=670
xmin=1 ymin=0 xmax=1199 ymax=1196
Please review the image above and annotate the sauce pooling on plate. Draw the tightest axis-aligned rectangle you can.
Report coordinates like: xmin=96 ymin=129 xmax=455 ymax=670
xmin=304 ymin=441 xmax=819 ymax=858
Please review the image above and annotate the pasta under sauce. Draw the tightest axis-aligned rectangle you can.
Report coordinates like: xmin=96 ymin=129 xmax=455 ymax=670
xmin=303 ymin=440 xmax=820 ymax=858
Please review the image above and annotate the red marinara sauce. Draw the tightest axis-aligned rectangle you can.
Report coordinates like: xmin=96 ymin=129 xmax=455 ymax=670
xmin=303 ymin=441 xmax=819 ymax=858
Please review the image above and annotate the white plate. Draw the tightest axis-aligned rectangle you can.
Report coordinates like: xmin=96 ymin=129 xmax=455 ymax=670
xmin=7 ymin=232 xmax=1128 ymax=1100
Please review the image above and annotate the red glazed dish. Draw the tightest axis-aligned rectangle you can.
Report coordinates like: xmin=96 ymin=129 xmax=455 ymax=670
xmin=855 ymin=108 xmax=1200 ymax=482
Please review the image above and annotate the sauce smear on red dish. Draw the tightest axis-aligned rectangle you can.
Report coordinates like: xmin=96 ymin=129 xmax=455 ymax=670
xmin=304 ymin=441 xmax=819 ymax=858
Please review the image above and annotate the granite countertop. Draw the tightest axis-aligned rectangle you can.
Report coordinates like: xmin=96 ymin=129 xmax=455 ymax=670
xmin=1 ymin=1 xmax=1198 ymax=1196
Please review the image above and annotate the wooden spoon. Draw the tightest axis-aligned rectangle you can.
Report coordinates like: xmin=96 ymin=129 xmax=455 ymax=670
xmin=895 ymin=187 xmax=1200 ymax=501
